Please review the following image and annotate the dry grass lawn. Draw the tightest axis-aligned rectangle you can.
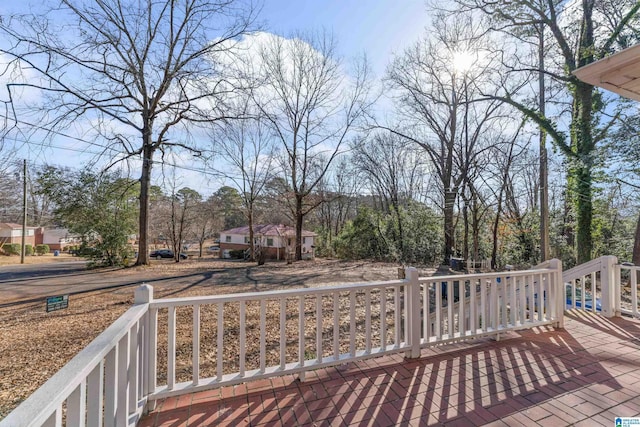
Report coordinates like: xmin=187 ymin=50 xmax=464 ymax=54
xmin=0 ymin=258 xmax=434 ymax=419
xmin=0 ymin=253 xmax=78 ymax=265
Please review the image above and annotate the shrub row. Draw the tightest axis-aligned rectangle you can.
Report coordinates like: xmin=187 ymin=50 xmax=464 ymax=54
xmin=1 ymin=243 xmax=49 ymax=255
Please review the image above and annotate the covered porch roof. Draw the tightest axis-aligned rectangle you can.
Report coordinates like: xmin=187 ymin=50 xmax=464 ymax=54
xmin=573 ymin=43 xmax=640 ymax=101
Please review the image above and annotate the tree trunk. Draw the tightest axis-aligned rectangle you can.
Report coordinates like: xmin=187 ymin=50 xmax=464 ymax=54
xmin=575 ymin=163 xmax=593 ymax=264
xmin=472 ymin=193 xmax=480 ymax=262
xmin=248 ymin=209 xmax=255 ymax=261
xmin=392 ymin=203 xmax=404 ymax=260
xmin=491 ymin=199 xmax=502 ymax=271
xmin=462 ymin=200 xmax=469 ymax=261
xmin=443 ymin=190 xmax=456 ymax=264
xmin=136 ymin=135 xmax=154 ymax=266
xmin=538 ymin=21 xmax=550 ymax=263
xmin=574 ymin=82 xmax=595 ymax=264
xmin=295 ymin=196 xmax=303 ymax=261
xmin=633 ymin=212 xmax=640 ymax=266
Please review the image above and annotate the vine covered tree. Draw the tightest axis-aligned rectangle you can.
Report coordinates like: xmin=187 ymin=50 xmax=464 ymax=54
xmin=452 ymin=0 xmax=640 ymax=263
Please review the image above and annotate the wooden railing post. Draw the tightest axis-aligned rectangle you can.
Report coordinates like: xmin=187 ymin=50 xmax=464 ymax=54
xmin=614 ymin=264 xmax=622 ymax=317
xmin=405 ymin=267 xmax=421 ymax=359
xmin=600 ymin=256 xmax=618 ymax=318
xmin=548 ymin=259 xmax=564 ymax=328
xmin=134 ymin=284 xmax=153 ymax=305
xmin=134 ymin=284 xmax=156 ymax=412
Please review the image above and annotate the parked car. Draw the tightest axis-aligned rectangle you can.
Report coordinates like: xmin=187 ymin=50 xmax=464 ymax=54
xmin=150 ymin=249 xmax=187 ymax=260
xmin=207 ymin=245 xmax=220 ymax=253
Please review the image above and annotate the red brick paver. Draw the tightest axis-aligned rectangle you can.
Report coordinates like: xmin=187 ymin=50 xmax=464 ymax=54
xmin=139 ymin=312 xmax=640 ymax=426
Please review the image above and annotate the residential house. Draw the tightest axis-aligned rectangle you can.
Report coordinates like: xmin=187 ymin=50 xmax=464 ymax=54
xmin=0 ymin=222 xmax=37 ymax=246
xmin=219 ymin=224 xmax=317 ymax=260
xmin=35 ymin=227 xmax=82 ymax=251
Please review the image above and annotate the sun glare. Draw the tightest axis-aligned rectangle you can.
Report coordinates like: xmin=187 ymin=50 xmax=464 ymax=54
xmin=452 ymin=50 xmax=476 ymax=73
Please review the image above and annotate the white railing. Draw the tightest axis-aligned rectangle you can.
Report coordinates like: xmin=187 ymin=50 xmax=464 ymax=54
xmin=560 ymin=255 xmax=640 ymax=318
xmin=617 ymin=263 xmax=640 ymax=317
xmin=1 ymin=286 xmax=153 ymax=427
xmin=418 ymin=259 xmax=564 ymax=348
xmin=2 ymin=261 xmax=565 ymax=426
xmin=146 ymin=278 xmax=411 ymax=402
xmin=562 ymin=256 xmax=617 ymax=317
xmin=465 ymin=258 xmax=492 ymax=272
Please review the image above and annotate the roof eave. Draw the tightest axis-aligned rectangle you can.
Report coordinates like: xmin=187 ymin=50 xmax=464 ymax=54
xmin=573 ymin=43 xmax=640 ymax=101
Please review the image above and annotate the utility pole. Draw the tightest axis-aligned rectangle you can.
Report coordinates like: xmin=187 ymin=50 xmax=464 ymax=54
xmin=539 ymin=22 xmax=550 ymax=261
xmin=21 ymin=159 xmax=27 ymax=264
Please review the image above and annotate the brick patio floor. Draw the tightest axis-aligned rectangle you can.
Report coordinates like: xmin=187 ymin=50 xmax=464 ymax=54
xmin=139 ymin=311 xmax=640 ymax=426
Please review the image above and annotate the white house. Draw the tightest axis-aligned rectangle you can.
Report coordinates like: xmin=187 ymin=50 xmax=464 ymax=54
xmin=37 ymin=228 xmax=82 ymax=251
xmin=219 ymin=224 xmax=317 ymax=260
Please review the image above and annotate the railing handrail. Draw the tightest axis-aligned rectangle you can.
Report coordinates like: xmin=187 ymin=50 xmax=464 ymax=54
xmin=534 ymin=260 xmax=551 ymax=269
xmin=418 ymin=268 xmax=552 ymax=284
xmin=563 ymin=257 xmax=604 ymax=283
xmin=150 ymin=278 xmax=406 ymax=308
xmin=0 ymin=303 xmax=149 ymax=427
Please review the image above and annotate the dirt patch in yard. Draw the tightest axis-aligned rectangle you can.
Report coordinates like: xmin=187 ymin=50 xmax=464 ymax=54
xmin=0 ymin=258 xmax=435 ymax=418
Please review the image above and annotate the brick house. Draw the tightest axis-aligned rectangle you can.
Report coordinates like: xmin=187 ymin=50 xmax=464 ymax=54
xmin=0 ymin=222 xmax=37 ymax=246
xmin=219 ymin=224 xmax=317 ymax=260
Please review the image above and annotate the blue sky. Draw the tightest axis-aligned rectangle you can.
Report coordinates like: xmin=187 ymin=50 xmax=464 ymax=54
xmin=1 ymin=1 xmax=431 ymax=195
xmin=260 ymin=1 xmax=429 ymax=76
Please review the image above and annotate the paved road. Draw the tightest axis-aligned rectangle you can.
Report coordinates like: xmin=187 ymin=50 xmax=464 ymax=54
xmin=0 ymin=259 xmax=394 ymax=308
xmin=0 ymin=262 xmax=153 ymax=307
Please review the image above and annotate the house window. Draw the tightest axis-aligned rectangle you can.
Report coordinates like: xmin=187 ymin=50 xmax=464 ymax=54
xmin=244 ymin=236 xmax=249 ymax=244
xmin=267 ymin=238 xmax=273 ymax=246
xmin=225 ymin=235 xmax=231 ymax=243
xmin=303 ymin=237 xmax=307 ymax=244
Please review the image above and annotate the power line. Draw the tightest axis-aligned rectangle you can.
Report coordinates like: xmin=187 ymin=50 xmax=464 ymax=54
xmin=1 ymin=133 xmax=226 ymax=179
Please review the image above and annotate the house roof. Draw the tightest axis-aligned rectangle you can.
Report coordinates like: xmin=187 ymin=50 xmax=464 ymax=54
xmin=0 ymin=222 xmax=37 ymax=230
xmin=44 ymin=228 xmax=78 ymax=238
xmin=573 ymin=43 xmax=640 ymax=101
xmin=221 ymin=224 xmax=317 ymax=238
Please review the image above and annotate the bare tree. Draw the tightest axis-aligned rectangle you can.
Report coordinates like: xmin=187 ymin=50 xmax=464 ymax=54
xmin=193 ymin=198 xmax=218 ymax=258
xmin=314 ymin=158 xmax=361 ymax=251
xmin=351 ymin=132 xmax=428 ymax=259
xmin=216 ymin=100 xmax=275 ymax=261
xmin=385 ymin=14 xmax=515 ymax=264
xmin=0 ymin=158 xmax=21 ymax=223
xmin=252 ymin=31 xmax=373 ymax=260
xmin=0 ymin=0 xmax=258 ymax=265
xmin=166 ymin=187 xmax=201 ymax=263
